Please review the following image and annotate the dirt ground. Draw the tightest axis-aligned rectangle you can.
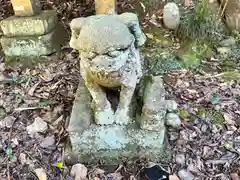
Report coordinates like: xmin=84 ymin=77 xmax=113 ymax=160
xmin=0 ymin=0 xmax=239 ymax=179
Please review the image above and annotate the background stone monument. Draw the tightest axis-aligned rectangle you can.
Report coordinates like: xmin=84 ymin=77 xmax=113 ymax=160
xmin=0 ymin=0 xmax=60 ymax=58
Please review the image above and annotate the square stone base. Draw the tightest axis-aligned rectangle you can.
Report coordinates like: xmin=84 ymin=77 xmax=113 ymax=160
xmin=65 ymin=78 xmax=169 ymax=165
xmin=0 ymin=29 xmax=60 ymax=57
xmin=65 ymin=124 xmax=167 ymax=164
xmin=1 ymin=10 xmax=57 ymax=37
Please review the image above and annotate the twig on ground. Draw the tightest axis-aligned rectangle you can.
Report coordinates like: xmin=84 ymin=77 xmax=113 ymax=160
xmin=14 ymin=107 xmax=48 ymax=112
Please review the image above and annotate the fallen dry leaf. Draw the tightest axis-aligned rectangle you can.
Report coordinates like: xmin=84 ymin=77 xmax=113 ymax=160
xmin=223 ymin=112 xmax=236 ymax=125
xmin=230 ymin=173 xmax=240 ymax=180
xmin=107 ymin=173 xmax=123 ymax=180
xmin=34 ymin=168 xmax=47 ymax=180
xmin=26 ymin=117 xmax=48 ymax=136
xmin=71 ymin=163 xmax=88 ymax=180
xmin=169 ymin=174 xmax=180 ymax=180
xmin=183 ymin=0 xmax=193 ymax=7
xmin=19 ymin=153 xmax=27 ymax=165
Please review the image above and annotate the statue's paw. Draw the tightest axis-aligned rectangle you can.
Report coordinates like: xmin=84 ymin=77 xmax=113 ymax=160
xmin=95 ymin=107 xmax=115 ymax=125
xmin=115 ymin=109 xmax=132 ymax=125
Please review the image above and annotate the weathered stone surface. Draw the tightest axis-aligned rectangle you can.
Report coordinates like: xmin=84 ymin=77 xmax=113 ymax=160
xmin=70 ymin=13 xmax=146 ymax=125
xmin=166 ymin=113 xmax=181 ymax=128
xmin=0 ymin=29 xmax=59 ymax=57
xmin=163 ymin=2 xmax=180 ymax=30
xmin=66 ymin=12 xmax=168 ymax=165
xmin=0 ymin=10 xmax=58 ymax=37
xmin=68 ymin=77 xmax=92 ymax=135
xmin=66 ymin=82 xmax=167 ymax=164
xmin=166 ymin=100 xmax=178 ymax=112
xmin=11 ymin=0 xmax=41 ymax=16
xmin=66 ymin=124 xmax=166 ymax=164
xmin=139 ymin=76 xmax=166 ymax=131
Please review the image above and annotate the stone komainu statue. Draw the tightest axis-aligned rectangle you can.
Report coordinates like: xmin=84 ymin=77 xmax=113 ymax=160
xmin=69 ymin=13 xmax=146 ymax=125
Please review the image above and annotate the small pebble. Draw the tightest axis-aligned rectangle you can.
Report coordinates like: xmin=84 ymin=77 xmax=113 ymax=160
xmin=178 ymin=169 xmax=194 ymax=180
xmin=166 ymin=100 xmax=178 ymax=112
xmin=217 ymin=47 xmax=231 ymax=55
xmin=201 ymin=124 xmax=208 ymax=133
xmin=166 ymin=113 xmax=181 ymax=128
xmin=219 ymin=37 xmax=236 ymax=47
xmin=175 ymin=154 xmax=185 ymax=165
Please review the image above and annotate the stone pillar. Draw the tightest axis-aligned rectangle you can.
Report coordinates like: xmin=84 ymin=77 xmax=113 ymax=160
xmin=0 ymin=0 xmax=60 ymax=59
xmin=11 ymin=0 xmax=41 ymax=16
xmin=95 ymin=0 xmax=116 ymax=14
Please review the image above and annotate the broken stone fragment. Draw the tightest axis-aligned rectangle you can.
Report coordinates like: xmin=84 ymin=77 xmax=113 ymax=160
xmin=140 ymin=76 xmax=166 ymax=131
xmin=0 ymin=29 xmax=59 ymax=57
xmin=0 ymin=10 xmax=58 ymax=37
xmin=11 ymin=0 xmax=41 ymax=17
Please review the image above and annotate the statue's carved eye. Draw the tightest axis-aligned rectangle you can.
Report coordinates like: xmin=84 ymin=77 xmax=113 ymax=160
xmin=108 ymin=50 xmax=121 ymax=57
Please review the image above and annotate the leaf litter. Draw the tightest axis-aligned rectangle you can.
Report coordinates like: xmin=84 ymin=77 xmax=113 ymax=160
xmin=0 ymin=0 xmax=239 ymax=179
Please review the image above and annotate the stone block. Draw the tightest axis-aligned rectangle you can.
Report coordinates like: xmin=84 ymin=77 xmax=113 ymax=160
xmin=139 ymin=76 xmax=166 ymax=131
xmin=0 ymin=10 xmax=57 ymax=37
xmin=65 ymin=82 xmax=168 ymax=165
xmin=66 ymin=124 xmax=166 ymax=164
xmin=0 ymin=29 xmax=59 ymax=57
xmin=11 ymin=0 xmax=41 ymax=17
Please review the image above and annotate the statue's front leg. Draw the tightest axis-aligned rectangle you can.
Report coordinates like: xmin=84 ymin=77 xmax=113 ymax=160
xmin=80 ymin=64 xmax=114 ymax=125
xmin=115 ymin=73 xmax=137 ymax=125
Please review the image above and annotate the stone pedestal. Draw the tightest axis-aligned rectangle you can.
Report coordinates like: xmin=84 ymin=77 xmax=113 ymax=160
xmin=1 ymin=11 xmax=57 ymax=37
xmin=1 ymin=29 xmax=59 ymax=57
xmin=0 ymin=3 xmax=59 ymax=58
xmin=65 ymin=76 xmax=169 ymax=164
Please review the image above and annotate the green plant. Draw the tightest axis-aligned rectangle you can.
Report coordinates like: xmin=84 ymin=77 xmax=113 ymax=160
xmin=176 ymin=0 xmax=224 ymax=43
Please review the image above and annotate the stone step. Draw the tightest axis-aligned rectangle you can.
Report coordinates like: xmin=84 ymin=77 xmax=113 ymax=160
xmin=11 ymin=0 xmax=41 ymax=17
xmin=0 ymin=29 xmax=60 ymax=57
xmin=0 ymin=10 xmax=57 ymax=37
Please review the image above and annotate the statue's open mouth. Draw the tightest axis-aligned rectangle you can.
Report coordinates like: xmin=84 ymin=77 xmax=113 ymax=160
xmin=86 ymin=48 xmax=130 ymax=73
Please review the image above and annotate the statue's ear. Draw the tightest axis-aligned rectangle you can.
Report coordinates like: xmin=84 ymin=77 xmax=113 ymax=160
xmin=117 ymin=13 xmax=146 ymax=47
xmin=69 ymin=17 xmax=87 ymax=49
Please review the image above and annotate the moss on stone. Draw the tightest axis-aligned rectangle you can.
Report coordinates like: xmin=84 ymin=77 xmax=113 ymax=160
xmin=178 ymin=108 xmax=190 ymax=120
